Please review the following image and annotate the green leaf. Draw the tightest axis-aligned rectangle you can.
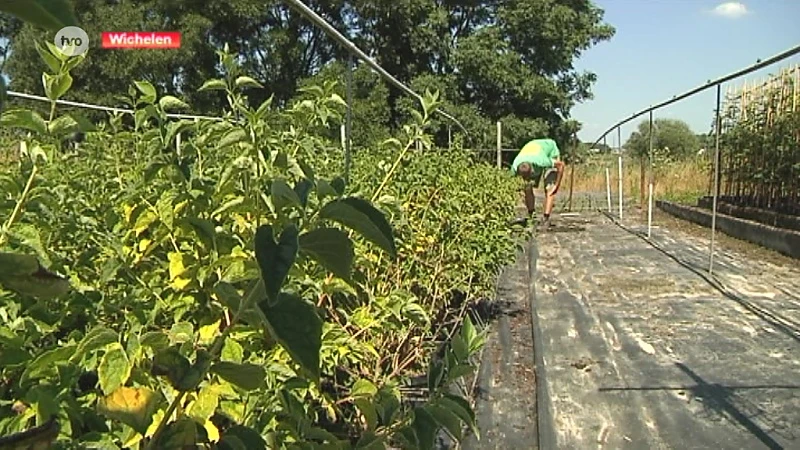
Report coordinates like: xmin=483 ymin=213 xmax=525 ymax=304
xmin=410 ymin=407 xmax=438 ymax=450
xmin=319 ymin=197 xmax=396 ymax=257
xmin=294 ymin=179 xmax=313 ymax=207
xmin=218 ymin=128 xmax=248 ymax=148
xmin=0 ymin=0 xmax=78 ymax=30
xmin=0 ymin=252 xmax=70 ymax=300
xmin=235 ymin=76 xmax=263 ymax=89
xmin=159 ymin=95 xmax=189 ymax=111
xmin=176 ymin=349 xmax=213 ymax=392
xmin=351 ymin=379 xmax=378 ymax=398
xmin=169 ymin=321 xmax=194 ymax=344
xmin=451 ymin=334 xmax=468 ymax=362
xmin=437 ymin=394 xmax=478 ymax=438
xmin=62 ymin=52 xmax=85 ymax=72
xmin=155 ymin=416 xmax=198 ymax=448
xmin=218 ymin=426 xmax=267 ymax=450
xmin=134 ymin=81 xmax=157 ymax=100
xmin=355 ymin=431 xmax=385 ymax=449
xmin=254 ymin=224 xmax=299 ymax=304
xmin=427 ymin=359 xmax=444 ymax=393
xmin=211 ymin=196 xmax=244 ymax=218
xmin=299 ymin=228 xmax=353 ymax=280
xmin=198 ymin=79 xmax=227 ymax=92
xmin=0 ymin=109 xmax=48 ymax=134
xmin=329 ymin=93 xmax=347 ymax=107
xmin=213 ymin=281 xmax=268 ymax=328
xmin=445 ymin=363 xmax=474 ymax=382
xmin=426 ymin=404 xmax=462 ymax=441
xmin=97 ymin=386 xmax=161 ymax=435
xmin=140 ymin=331 xmax=169 ymax=350
xmin=315 ymin=180 xmax=338 ymax=201
xmin=210 ymin=362 xmax=265 ymax=391
xmin=185 ymin=217 xmax=216 ymax=243
xmin=187 ymin=384 xmax=219 ymax=422
xmin=71 ymin=326 xmax=118 ymax=363
xmin=0 ymin=347 xmax=30 ymax=367
xmin=35 ymin=41 xmax=60 ymax=73
xmin=48 ymin=114 xmax=78 ymax=136
xmin=21 ymin=345 xmax=76 ymax=384
xmin=43 ymin=72 xmax=72 ymax=100
xmin=0 ymin=252 xmax=40 ymax=277
xmin=297 ymin=159 xmax=315 ymax=181
xmin=44 ymin=41 xmax=68 ymax=62
xmin=151 ymin=346 xmax=191 ymax=389
xmin=98 ymin=344 xmax=131 ymax=395
xmin=270 ymin=178 xmax=302 ymax=211
xmin=331 ymin=177 xmax=346 ymax=195
xmin=376 ymin=386 xmax=401 ymax=424
xmin=255 ymin=95 xmax=273 ymax=119
xmin=461 ymin=315 xmax=478 ymax=352
xmin=354 ymin=398 xmax=379 ymax=431
xmin=259 ymin=293 xmax=322 ymax=383
xmin=221 ymin=338 xmax=243 ymax=363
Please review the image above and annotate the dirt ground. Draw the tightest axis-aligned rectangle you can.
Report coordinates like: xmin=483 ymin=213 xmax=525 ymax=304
xmin=533 ymin=210 xmax=799 ymax=449
xmin=462 ymin=192 xmax=798 ymax=449
xmin=630 ymin=205 xmax=798 ymax=268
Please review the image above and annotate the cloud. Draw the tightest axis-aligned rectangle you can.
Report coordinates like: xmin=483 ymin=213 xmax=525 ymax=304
xmin=712 ymin=2 xmax=749 ymax=18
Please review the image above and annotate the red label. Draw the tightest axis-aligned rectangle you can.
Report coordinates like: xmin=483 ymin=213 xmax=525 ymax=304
xmin=101 ymin=32 xmax=181 ymax=49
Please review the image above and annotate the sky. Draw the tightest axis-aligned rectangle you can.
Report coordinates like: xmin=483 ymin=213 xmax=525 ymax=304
xmin=571 ymin=0 xmax=800 ymax=146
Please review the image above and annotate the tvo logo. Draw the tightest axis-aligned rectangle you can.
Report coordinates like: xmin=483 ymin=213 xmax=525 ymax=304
xmin=55 ymin=26 xmax=89 ymax=56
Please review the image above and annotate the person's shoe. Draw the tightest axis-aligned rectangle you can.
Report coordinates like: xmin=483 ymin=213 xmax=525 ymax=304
xmin=508 ymin=217 xmax=528 ymax=227
xmin=536 ymin=217 xmax=552 ymax=232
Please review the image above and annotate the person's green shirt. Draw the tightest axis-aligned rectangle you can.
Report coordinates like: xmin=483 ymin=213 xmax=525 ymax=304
xmin=511 ymin=139 xmax=561 ymax=174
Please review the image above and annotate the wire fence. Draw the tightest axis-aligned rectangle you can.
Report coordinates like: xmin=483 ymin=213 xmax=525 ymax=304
xmin=587 ymin=43 xmax=800 ymax=274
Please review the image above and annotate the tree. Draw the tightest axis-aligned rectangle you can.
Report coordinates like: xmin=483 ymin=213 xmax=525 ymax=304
xmin=625 ymin=118 xmax=700 ymax=204
xmin=0 ymin=15 xmax=22 ymax=75
xmin=4 ymin=0 xmax=615 ymax=146
xmin=5 ymin=0 xmax=349 ymax=113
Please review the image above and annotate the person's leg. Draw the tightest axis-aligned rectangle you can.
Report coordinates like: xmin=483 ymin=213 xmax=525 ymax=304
xmin=538 ymin=169 xmax=559 ymax=230
xmin=524 ymin=181 xmax=535 ymax=215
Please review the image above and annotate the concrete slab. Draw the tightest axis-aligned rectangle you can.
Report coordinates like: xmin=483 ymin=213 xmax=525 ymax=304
xmin=656 ymin=200 xmax=800 ymax=259
xmin=533 ymin=212 xmax=800 ymax=449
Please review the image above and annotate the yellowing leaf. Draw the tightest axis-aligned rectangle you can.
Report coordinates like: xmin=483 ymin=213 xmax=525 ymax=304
xmin=146 ymin=409 xmax=165 ymax=437
xmin=124 ymin=433 xmax=144 ymax=448
xmin=97 ymin=386 xmax=162 ymax=435
xmin=187 ymin=385 xmax=219 ymax=422
xmin=168 ymin=252 xmax=191 ymax=290
xmin=168 ymin=252 xmax=186 ymax=280
xmin=172 ymin=277 xmax=191 ymax=290
xmin=138 ymin=239 xmax=152 ymax=253
xmin=123 ymin=204 xmax=134 ymax=222
xmin=199 ymin=320 xmax=220 ymax=344
xmin=133 ymin=210 xmax=157 ymax=236
xmin=204 ymin=420 xmax=220 ymax=442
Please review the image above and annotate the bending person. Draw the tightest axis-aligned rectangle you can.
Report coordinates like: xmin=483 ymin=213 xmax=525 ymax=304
xmin=510 ymin=138 xmax=565 ymax=230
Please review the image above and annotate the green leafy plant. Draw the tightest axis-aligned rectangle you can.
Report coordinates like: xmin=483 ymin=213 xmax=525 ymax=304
xmin=0 ymin=38 xmax=522 ymax=450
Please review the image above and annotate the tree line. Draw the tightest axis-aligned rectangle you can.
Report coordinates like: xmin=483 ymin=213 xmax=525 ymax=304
xmin=0 ymin=0 xmax=615 ymax=151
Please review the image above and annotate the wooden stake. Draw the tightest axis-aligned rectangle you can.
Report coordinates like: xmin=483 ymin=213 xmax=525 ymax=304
xmin=742 ymin=80 xmax=748 ymax=121
xmin=794 ymin=64 xmax=798 ymax=113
